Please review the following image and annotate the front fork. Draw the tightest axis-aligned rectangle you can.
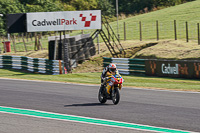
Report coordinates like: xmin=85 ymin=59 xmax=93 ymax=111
xmin=112 ymin=83 xmax=123 ymax=95
xmin=111 ymin=86 xmax=115 ymax=97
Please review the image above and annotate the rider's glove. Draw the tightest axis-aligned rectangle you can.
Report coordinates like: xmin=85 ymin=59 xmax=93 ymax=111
xmin=103 ymin=77 xmax=109 ymax=81
xmin=102 ymin=77 xmax=108 ymax=86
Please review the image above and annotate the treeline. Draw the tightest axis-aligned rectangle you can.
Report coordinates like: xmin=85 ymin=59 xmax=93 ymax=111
xmin=60 ymin=0 xmax=195 ymax=15
xmin=110 ymin=0 xmax=195 ymax=14
xmin=0 ymin=0 xmax=195 ymax=34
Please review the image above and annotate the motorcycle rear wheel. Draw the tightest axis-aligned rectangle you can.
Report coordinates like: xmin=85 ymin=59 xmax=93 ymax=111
xmin=112 ymin=87 xmax=120 ymax=105
xmin=98 ymin=87 xmax=107 ymax=104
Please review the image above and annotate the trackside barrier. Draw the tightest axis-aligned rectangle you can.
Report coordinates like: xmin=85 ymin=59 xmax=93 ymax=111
xmin=0 ymin=55 xmax=64 ymax=75
xmin=103 ymin=57 xmax=146 ymax=75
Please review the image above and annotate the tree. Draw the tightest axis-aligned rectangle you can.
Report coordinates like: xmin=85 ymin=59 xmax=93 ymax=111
xmin=0 ymin=0 xmax=26 ymax=34
xmin=70 ymin=0 xmax=97 ymax=10
xmin=97 ymin=0 xmax=114 ymax=16
xmin=110 ymin=0 xmax=195 ymax=14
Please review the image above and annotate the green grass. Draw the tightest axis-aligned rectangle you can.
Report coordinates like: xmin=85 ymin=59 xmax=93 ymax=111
xmin=109 ymin=0 xmax=200 ymax=41
xmin=1 ymin=69 xmax=200 ymax=92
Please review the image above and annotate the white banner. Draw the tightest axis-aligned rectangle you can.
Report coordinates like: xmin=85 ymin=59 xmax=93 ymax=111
xmin=27 ymin=10 xmax=101 ymax=32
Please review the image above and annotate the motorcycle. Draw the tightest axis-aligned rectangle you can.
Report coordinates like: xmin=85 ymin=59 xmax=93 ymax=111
xmin=98 ymin=74 xmax=124 ymax=105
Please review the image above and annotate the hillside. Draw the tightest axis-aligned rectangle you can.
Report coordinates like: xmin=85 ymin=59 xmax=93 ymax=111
xmin=68 ymin=0 xmax=200 ymax=42
xmin=108 ymin=0 xmax=200 ymax=41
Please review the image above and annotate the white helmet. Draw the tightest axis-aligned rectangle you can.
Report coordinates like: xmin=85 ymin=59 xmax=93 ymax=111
xmin=108 ymin=63 xmax=117 ymax=73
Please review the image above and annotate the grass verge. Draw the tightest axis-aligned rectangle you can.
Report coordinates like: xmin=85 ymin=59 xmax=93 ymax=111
xmin=1 ymin=69 xmax=200 ymax=92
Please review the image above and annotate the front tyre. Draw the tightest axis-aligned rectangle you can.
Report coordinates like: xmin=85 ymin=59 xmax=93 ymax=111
xmin=112 ymin=88 xmax=120 ymax=105
xmin=98 ymin=87 xmax=107 ymax=104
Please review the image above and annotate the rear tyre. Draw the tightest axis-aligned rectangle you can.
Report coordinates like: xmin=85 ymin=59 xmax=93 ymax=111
xmin=98 ymin=87 xmax=107 ymax=104
xmin=112 ymin=88 xmax=120 ymax=105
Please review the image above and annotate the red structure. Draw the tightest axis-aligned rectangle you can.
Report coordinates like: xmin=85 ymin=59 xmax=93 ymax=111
xmin=2 ymin=41 xmax=11 ymax=52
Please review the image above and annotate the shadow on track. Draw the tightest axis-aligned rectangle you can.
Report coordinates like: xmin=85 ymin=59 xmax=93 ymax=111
xmin=64 ymin=103 xmax=112 ymax=107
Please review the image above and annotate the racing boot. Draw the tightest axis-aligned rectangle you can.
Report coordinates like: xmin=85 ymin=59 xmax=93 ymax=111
xmin=106 ymin=84 xmax=111 ymax=98
xmin=119 ymin=84 xmax=122 ymax=90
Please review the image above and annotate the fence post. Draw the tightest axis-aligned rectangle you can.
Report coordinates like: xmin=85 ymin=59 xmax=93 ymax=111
xmin=198 ymin=23 xmax=200 ymax=45
xmin=156 ymin=20 xmax=159 ymax=41
xmin=26 ymin=33 xmax=28 ymax=42
xmin=139 ymin=21 xmax=142 ymax=41
xmin=124 ymin=22 xmax=126 ymax=41
xmin=186 ymin=21 xmax=189 ymax=42
xmin=174 ymin=20 xmax=177 ymax=40
xmin=18 ymin=34 xmax=20 ymax=42
xmin=38 ymin=34 xmax=43 ymax=50
xmin=11 ymin=35 xmax=17 ymax=53
xmin=22 ymin=34 xmax=28 ymax=52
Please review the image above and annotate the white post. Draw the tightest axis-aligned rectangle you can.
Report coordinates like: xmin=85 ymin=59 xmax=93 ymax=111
xmin=116 ymin=0 xmax=119 ymax=40
xmin=7 ymin=33 xmax=10 ymax=41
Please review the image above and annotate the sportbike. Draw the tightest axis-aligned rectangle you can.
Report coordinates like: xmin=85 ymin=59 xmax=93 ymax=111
xmin=98 ymin=74 xmax=124 ymax=105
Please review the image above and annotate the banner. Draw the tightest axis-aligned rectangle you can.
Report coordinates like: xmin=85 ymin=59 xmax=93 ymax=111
xmin=27 ymin=10 xmax=101 ymax=32
xmin=145 ymin=59 xmax=200 ymax=79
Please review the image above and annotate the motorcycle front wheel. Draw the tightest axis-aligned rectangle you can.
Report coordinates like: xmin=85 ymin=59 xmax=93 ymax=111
xmin=98 ymin=87 xmax=107 ymax=104
xmin=112 ymin=87 xmax=120 ymax=105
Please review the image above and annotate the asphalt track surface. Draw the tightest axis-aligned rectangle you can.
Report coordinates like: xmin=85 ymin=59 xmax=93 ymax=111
xmin=0 ymin=78 xmax=200 ymax=132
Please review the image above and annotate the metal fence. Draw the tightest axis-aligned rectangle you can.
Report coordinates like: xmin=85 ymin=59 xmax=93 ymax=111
xmin=109 ymin=20 xmax=200 ymax=44
xmin=0 ymin=33 xmax=49 ymax=53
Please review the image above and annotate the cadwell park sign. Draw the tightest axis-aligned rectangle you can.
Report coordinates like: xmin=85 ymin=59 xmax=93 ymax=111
xmin=145 ymin=59 xmax=200 ymax=79
xmin=6 ymin=10 xmax=101 ymax=33
xmin=27 ymin=10 xmax=101 ymax=32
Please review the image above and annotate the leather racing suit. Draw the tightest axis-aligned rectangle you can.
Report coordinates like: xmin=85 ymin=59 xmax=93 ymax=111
xmin=101 ymin=66 xmax=121 ymax=94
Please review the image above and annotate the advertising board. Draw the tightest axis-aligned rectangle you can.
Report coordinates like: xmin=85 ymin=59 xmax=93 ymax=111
xmin=27 ymin=10 xmax=101 ymax=32
xmin=145 ymin=59 xmax=200 ymax=79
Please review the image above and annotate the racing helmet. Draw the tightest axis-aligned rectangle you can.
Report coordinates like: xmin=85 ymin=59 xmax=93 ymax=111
xmin=108 ymin=63 xmax=117 ymax=73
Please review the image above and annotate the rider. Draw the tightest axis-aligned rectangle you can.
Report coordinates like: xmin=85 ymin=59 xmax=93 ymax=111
xmin=101 ymin=63 xmax=121 ymax=95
